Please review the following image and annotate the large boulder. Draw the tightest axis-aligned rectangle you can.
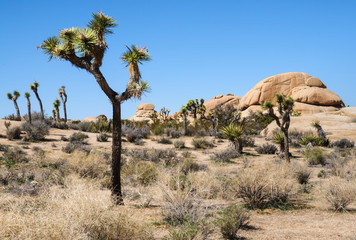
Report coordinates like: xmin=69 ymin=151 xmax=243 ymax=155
xmin=239 ymin=72 xmax=344 ymax=113
xmin=128 ymin=103 xmax=155 ymax=122
xmin=204 ymin=94 xmax=241 ymax=114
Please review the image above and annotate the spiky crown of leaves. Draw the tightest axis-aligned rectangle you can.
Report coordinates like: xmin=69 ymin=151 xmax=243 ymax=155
xmin=121 ymin=45 xmax=151 ymax=65
xmin=40 ymin=11 xmax=117 ymax=60
xmin=53 ymin=99 xmax=61 ymax=107
xmin=25 ymin=92 xmax=30 ymax=98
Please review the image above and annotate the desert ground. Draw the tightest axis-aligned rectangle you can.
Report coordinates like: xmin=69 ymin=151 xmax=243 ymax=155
xmin=1 ymin=106 xmax=356 ymax=240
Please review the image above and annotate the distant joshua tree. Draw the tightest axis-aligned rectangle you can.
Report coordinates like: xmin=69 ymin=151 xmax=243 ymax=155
xmin=180 ymin=106 xmax=189 ymax=136
xmin=39 ymin=12 xmax=151 ymax=205
xmin=59 ymin=86 xmax=68 ymax=122
xmin=185 ymin=98 xmax=206 ymax=119
xmin=52 ymin=109 xmax=56 ymax=119
xmin=25 ymin=92 xmax=31 ymax=124
xmin=7 ymin=91 xmax=21 ymax=121
xmin=160 ymin=107 xmax=170 ymax=121
xmin=53 ymin=99 xmax=61 ymax=121
xmin=262 ymin=94 xmax=294 ymax=162
xmin=30 ymin=81 xmax=44 ymax=120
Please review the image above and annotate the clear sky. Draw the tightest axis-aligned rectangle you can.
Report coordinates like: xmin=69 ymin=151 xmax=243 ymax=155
xmin=1 ymin=0 xmax=356 ymax=120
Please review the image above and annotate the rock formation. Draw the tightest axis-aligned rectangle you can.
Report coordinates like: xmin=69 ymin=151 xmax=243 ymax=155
xmin=128 ymin=103 xmax=156 ymax=122
xmin=238 ymin=72 xmax=344 ymax=114
xmin=204 ymin=94 xmax=241 ymax=114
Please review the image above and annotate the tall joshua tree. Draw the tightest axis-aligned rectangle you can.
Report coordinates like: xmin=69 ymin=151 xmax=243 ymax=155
xmin=39 ymin=12 xmax=151 ymax=204
xmin=25 ymin=92 xmax=31 ymax=124
xmin=7 ymin=91 xmax=21 ymax=121
xmin=53 ymin=99 xmax=61 ymax=121
xmin=30 ymin=81 xmax=44 ymax=120
xmin=262 ymin=94 xmax=294 ymax=162
xmin=59 ymin=86 xmax=68 ymax=122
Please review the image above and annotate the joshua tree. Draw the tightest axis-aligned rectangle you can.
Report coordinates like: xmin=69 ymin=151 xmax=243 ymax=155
xmin=221 ymin=123 xmax=244 ymax=154
xmin=25 ymin=92 xmax=31 ymax=124
xmin=59 ymin=86 xmax=68 ymax=123
xmin=160 ymin=107 xmax=170 ymax=121
xmin=180 ymin=106 xmax=189 ymax=136
xmin=52 ymin=109 xmax=56 ymax=119
xmin=262 ymin=94 xmax=294 ymax=162
xmin=185 ymin=98 xmax=205 ymax=119
xmin=53 ymin=99 xmax=61 ymax=121
xmin=30 ymin=81 xmax=44 ymax=120
xmin=311 ymin=120 xmax=326 ymax=140
xmin=39 ymin=12 xmax=151 ymax=204
xmin=7 ymin=91 xmax=21 ymax=121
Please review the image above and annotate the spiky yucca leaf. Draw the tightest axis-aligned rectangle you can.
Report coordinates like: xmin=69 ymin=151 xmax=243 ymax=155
xmin=41 ymin=36 xmax=60 ymax=59
xmin=73 ymin=28 xmax=97 ymax=53
xmin=7 ymin=93 xmax=13 ymax=100
xmin=53 ymin=99 xmax=61 ymax=108
xmin=221 ymin=124 xmax=243 ymax=142
xmin=262 ymin=101 xmax=273 ymax=109
xmin=272 ymin=131 xmax=284 ymax=144
xmin=127 ymin=80 xmax=151 ymax=100
xmin=87 ymin=11 xmax=118 ymax=40
xmin=59 ymin=28 xmax=78 ymax=43
xmin=121 ymin=45 xmax=151 ymax=65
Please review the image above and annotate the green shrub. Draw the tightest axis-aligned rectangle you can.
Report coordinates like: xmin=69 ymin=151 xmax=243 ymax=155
xmin=215 ymin=204 xmax=250 ymax=240
xmin=331 ymin=139 xmax=355 ymax=148
xmin=299 ymin=134 xmax=329 ymax=147
xmin=96 ymin=133 xmax=109 ymax=142
xmin=62 ymin=143 xmax=91 ymax=154
xmin=191 ymin=138 xmax=214 ymax=149
xmin=304 ymin=148 xmax=326 ymax=165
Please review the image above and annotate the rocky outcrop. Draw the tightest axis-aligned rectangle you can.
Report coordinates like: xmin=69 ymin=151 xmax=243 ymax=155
xmin=128 ymin=103 xmax=155 ymax=122
xmin=238 ymin=72 xmax=344 ymax=113
xmin=204 ymin=94 xmax=241 ymax=114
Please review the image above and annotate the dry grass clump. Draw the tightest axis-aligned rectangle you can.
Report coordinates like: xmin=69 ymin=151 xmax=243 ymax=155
xmin=326 ymin=151 xmax=356 ymax=179
xmin=65 ymin=151 xmax=110 ymax=179
xmin=304 ymin=147 xmax=326 ymax=165
xmin=0 ymin=175 xmax=153 ymax=239
xmin=235 ymin=164 xmax=297 ymax=209
xmin=6 ymin=126 xmax=21 ymax=140
xmin=191 ymin=138 xmax=214 ymax=149
xmin=322 ymin=177 xmax=356 ymax=212
xmin=127 ymin=148 xmax=182 ymax=166
xmin=293 ymin=162 xmax=311 ymax=185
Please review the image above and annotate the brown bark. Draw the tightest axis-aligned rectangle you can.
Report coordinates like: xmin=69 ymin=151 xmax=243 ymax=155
xmin=13 ymin=100 xmax=21 ymax=121
xmin=27 ymin=99 xmax=31 ymax=124
xmin=111 ymin=102 xmax=123 ymax=205
xmin=283 ymin=129 xmax=290 ymax=162
xmin=60 ymin=92 xmax=68 ymax=123
xmin=34 ymin=91 xmax=44 ymax=120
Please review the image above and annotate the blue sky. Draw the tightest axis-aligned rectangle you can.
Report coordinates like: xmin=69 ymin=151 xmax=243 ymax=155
xmin=1 ymin=0 xmax=356 ymax=120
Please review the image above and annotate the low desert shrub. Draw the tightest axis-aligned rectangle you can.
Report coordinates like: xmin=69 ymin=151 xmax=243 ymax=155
xmin=326 ymin=152 xmax=356 ymax=179
xmin=293 ymin=163 xmax=311 ymax=185
xmin=255 ymin=143 xmax=278 ymax=154
xmin=191 ymin=138 xmax=214 ymax=149
xmin=128 ymin=148 xmax=181 ymax=166
xmin=69 ymin=132 xmax=89 ymax=144
xmin=180 ymin=158 xmax=200 ymax=175
xmin=162 ymin=176 xmax=203 ymax=226
xmin=174 ymin=140 xmax=186 ymax=149
xmin=324 ymin=177 xmax=356 ymax=211
xmin=164 ymin=221 xmax=213 ymax=240
xmin=170 ymin=130 xmax=182 ymax=139
xmin=62 ymin=143 xmax=91 ymax=154
xmin=215 ymin=204 xmax=250 ymax=240
xmin=0 ymin=147 xmax=28 ymax=169
xmin=331 ymin=138 xmax=355 ymax=149
xmin=158 ymin=137 xmax=173 ymax=144
xmin=211 ymin=149 xmax=240 ymax=163
xmin=77 ymin=121 xmax=92 ymax=132
xmin=6 ymin=126 xmax=21 ymax=140
xmin=96 ymin=133 xmax=109 ymax=142
xmin=242 ymin=136 xmax=255 ymax=147
xmin=22 ymin=121 xmax=50 ymax=141
xmin=304 ymin=147 xmax=326 ymax=165
xmin=51 ymin=121 xmax=68 ymax=129
xmin=136 ymin=162 xmax=158 ymax=186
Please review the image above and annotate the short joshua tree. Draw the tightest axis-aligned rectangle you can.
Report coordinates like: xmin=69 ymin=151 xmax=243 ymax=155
xmin=311 ymin=120 xmax=326 ymax=140
xmin=262 ymin=94 xmax=294 ymax=162
xmin=25 ymin=92 xmax=31 ymax=123
xmin=180 ymin=106 xmax=189 ymax=136
xmin=160 ymin=107 xmax=170 ymax=121
xmin=7 ymin=91 xmax=21 ymax=121
xmin=59 ymin=86 xmax=68 ymax=123
xmin=30 ymin=81 xmax=44 ymax=120
xmin=53 ymin=99 xmax=61 ymax=121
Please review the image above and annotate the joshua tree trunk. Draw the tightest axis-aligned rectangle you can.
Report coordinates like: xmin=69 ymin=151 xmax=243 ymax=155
xmin=13 ymin=100 xmax=21 ymax=121
xmin=63 ymin=102 xmax=67 ymax=123
xmin=283 ymin=129 xmax=290 ymax=162
xmin=27 ymin=99 xmax=31 ymax=124
xmin=234 ymin=139 xmax=243 ymax=154
xmin=111 ymin=102 xmax=123 ymax=204
xmin=34 ymin=91 xmax=44 ymax=120
xmin=56 ymin=107 xmax=60 ymax=121
xmin=183 ymin=115 xmax=187 ymax=136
